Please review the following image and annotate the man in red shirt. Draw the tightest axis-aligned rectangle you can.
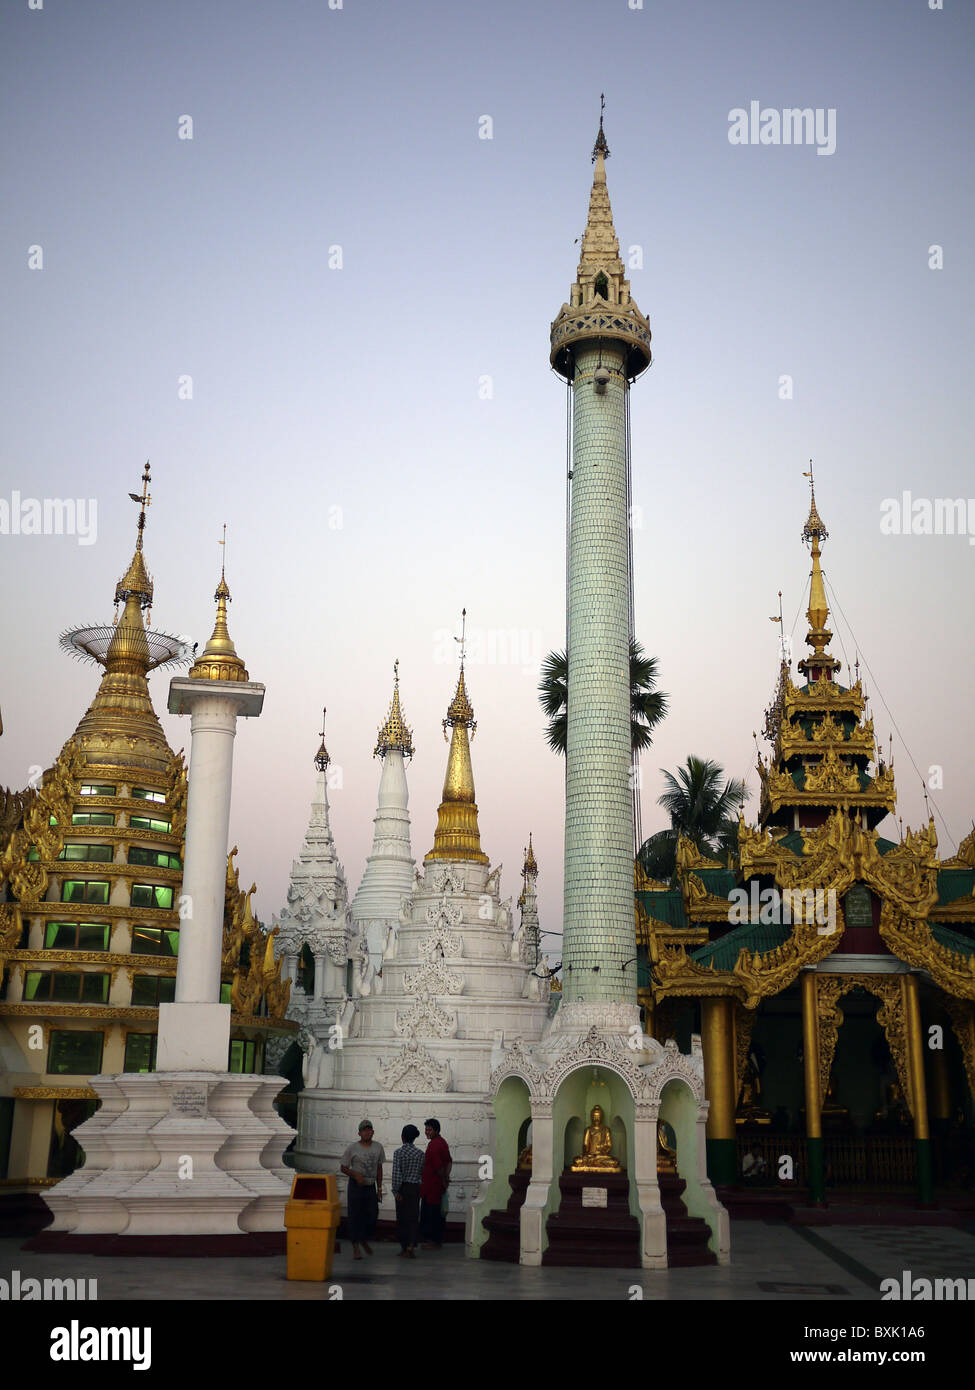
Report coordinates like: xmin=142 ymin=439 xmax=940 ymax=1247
xmin=419 ymin=1117 xmax=451 ymax=1250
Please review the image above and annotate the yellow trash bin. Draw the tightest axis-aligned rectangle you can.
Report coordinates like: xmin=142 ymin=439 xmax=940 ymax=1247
xmin=285 ymin=1173 xmax=341 ymax=1281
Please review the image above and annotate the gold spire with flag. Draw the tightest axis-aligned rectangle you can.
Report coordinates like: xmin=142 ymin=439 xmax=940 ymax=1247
xmin=190 ymin=526 xmax=249 ymax=682
xmin=798 ymin=463 xmax=839 ymax=679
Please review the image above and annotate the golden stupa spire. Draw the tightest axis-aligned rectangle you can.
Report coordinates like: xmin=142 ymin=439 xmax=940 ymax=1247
xmin=374 ymin=659 xmax=415 ymax=758
xmin=65 ymin=462 xmax=177 ymax=772
xmin=524 ymin=832 xmax=538 ymax=877
xmin=797 ymin=463 xmax=839 ymax=680
xmin=189 ymin=525 xmax=249 ymax=682
xmin=425 ymin=610 xmax=488 ymax=864
xmin=315 ymin=706 xmax=330 ymax=771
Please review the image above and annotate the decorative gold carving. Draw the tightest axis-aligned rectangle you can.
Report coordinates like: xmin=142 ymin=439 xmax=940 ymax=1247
xmin=942 ymin=828 xmax=975 ymax=870
xmin=733 ymin=1002 xmax=757 ymax=1097
xmin=814 ymin=974 xmax=911 ymax=1115
xmin=943 ymin=998 xmax=975 ymax=1104
xmin=880 ymin=903 xmax=975 ymax=1001
xmin=0 ymin=1003 xmax=159 ymax=1022
xmin=784 ymin=674 xmax=865 ymax=719
xmin=223 ymin=849 xmax=291 ymax=1021
xmin=12 ymin=949 xmax=177 ymax=972
xmin=1 ymin=743 xmax=84 ymax=908
xmin=13 ymin=1086 xmax=97 ymax=1101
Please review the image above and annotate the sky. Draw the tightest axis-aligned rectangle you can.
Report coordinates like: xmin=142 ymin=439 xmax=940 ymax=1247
xmin=2 ymin=0 xmax=973 ymax=953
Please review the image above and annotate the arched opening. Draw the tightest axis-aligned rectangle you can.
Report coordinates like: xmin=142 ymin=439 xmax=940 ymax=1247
xmin=297 ymin=943 xmax=315 ymax=994
xmin=593 ymin=271 xmax=609 ymax=300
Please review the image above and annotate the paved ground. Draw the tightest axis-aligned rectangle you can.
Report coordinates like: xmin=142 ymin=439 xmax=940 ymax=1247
xmin=3 ymin=1221 xmax=974 ymax=1300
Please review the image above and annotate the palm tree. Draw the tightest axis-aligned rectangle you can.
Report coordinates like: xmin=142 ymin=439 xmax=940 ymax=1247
xmin=538 ymin=640 xmax=668 ymax=756
xmin=638 ymin=756 xmax=748 ymax=882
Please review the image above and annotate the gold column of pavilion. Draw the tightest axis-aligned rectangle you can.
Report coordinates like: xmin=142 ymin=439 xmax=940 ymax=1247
xmin=424 ymin=617 xmax=489 ymax=866
xmin=701 ymin=998 xmax=737 ymax=1180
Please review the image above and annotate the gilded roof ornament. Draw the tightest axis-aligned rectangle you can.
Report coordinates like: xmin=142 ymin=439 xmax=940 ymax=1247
xmin=375 ymin=659 xmax=415 ymax=758
xmin=801 ymin=462 xmax=829 ymax=544
xmin=115 ymin=461 xmax=154 ymax=609
xmin=797 ymin=464 xmax=839 ymax=682
xmin=524 ymin=832 xmax=538 ymax=877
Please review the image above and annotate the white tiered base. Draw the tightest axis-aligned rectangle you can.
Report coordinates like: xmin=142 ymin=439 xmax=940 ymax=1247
xmin=43 ymin=1072 xmax=294 ymax=1237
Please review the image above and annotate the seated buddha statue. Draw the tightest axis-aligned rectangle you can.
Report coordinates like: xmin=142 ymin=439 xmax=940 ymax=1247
xmin=571 ymin=1105 xmax=622 ymax=1172
xmin=517 ymin=1145 xmax=533 ymax=1171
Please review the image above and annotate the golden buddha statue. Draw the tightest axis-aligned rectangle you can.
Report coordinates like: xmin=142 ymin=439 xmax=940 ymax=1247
xmin=571 ymin=1105 xmax=622 ymax=1173
xmin=517 ymin=1145 xmax=533 ymax=1171
xmin=656 ymin=1120 xmax=677 ymax=1173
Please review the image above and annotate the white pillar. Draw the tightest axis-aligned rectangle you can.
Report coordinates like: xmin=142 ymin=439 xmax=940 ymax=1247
xmin=177 ymin=697 xmax=238 ymax=1003
xmin=159 ymin=676 xmax=264 ymax=1071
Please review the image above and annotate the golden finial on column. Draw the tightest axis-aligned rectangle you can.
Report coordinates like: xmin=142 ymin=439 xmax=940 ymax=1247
xmin=190 ymin=523 xmax=249 ymax=682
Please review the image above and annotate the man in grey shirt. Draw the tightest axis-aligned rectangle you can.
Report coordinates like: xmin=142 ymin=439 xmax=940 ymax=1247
xmin=340 ymin=1120 xmax=386 ymax=1258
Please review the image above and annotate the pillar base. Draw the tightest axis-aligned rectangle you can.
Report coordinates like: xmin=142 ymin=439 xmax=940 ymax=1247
xmin=42 ymin=1072 xmax=294 ymax=1238
xmin=706 ymin=1137 xmax=738 ymax=1187
xmin=915 ymin=1138 xmax=934 ymax=1205
xmin=806 ymin=1136 xmax=825 ymax=1205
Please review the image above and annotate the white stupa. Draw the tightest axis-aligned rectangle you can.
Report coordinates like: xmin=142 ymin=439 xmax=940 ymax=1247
xmin=350 ymin=662 xmax=416 ymax=968
xmin=271 ymin=712 xmax=354 ymax=1071
xmin=292 ymin=633 xmax=551 ymax=1231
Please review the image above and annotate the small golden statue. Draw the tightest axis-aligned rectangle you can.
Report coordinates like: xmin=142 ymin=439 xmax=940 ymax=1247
xmin=657 ymin=1121 xmax=677 ymax=1173
xmin=571 ymin=1105 xmax=622 ymax=1173
xmin=517 ymin=1145 xmax=533 ymax=1171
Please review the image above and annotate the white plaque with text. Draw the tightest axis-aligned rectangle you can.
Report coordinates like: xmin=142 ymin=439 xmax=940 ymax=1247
xmin=581 ymin=1186 xmax=608 ymax=1208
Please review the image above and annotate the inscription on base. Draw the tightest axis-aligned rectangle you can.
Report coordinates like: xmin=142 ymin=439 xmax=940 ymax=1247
xmin=171 ymin=1083 xmax=208 ymax=1118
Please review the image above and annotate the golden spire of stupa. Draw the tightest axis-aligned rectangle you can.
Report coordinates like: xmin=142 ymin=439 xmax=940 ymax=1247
xmin=797 ymin=463 xmax=839 ymax=680
xmin=114 ymin=460 xmax=154 ymax=611
xmin=374 ymin=659 xmax=414 ymax=758
xmin=424 ymin=610 xmax=489 ymax=864
xmin=524 ymin=832 xmax=538 ymax=877
xmin=67 ymin=462 xmax=175 ymax=771
xmin=189 ymin=525 xmax=249 ymax=682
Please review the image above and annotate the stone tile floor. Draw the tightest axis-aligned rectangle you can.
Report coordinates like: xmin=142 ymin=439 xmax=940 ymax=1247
xmin=5 ymin=1221 xmax=972 ymax=1300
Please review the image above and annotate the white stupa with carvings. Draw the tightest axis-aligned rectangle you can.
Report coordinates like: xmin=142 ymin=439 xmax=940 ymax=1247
xmin=293 ymin=635 xmax=551 ymax=1229
xmin=271 ymin=712 xmax=354 ymax=1071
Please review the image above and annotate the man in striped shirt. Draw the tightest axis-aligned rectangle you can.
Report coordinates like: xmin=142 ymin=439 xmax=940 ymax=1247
xmin=391 ymin=1124 xmax=424 ymax=1258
